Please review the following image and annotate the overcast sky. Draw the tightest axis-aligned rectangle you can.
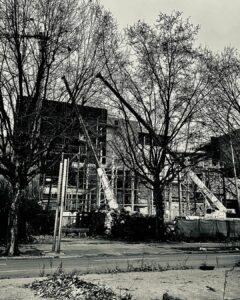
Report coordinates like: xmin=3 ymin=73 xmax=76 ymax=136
xmin=100 ymin=0 xmax=240 ymax=52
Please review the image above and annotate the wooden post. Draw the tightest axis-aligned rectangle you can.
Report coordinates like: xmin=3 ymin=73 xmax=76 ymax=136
xmin=56 ymin=158 xmax=69 ymax=253
xmin=52 ymin=160 xmax=63 ymax=252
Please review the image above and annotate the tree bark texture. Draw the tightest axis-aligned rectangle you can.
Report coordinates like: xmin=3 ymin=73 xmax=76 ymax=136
xmin=5 ymin=184 xmax=22 ymax=256
xmin=153 ymin=183 xmax=165 ymax=240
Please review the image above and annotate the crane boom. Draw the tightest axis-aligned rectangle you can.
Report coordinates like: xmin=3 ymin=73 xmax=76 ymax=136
xmin=187 ymin=170 xmax=227 ymax=216
xmin=62 ymin=76 xmax=118 ymax=210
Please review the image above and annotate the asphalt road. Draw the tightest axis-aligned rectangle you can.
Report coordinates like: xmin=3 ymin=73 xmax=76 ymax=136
xmin=0 ymin=252 xmax=239 ymax=279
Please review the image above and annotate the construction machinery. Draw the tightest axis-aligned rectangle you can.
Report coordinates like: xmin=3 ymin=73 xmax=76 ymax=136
xmin=62 ymin=76 xmax=118 ymax=210
xmin=187 ymin=169 xmax=227 ymax=218
xmin=96 ymin=73 xmax=232 ymax=219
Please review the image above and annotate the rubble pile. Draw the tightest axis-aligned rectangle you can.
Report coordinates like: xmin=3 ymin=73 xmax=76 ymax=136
xmin=28 ymin=272 xmax=132 ymax=300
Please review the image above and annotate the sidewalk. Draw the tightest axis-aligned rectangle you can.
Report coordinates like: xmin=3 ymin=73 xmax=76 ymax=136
xmin=0 ymin=238 xmax=239 ymax=300
xmin=1 ymin=237 xmax=239 ymax=259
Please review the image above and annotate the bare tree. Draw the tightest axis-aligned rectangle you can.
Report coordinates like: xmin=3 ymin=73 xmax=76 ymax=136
xmin=203 ymin=47 xmax=240 ymax=214
xmin=0 ymin=0 xmax=115 ymax=255
xmin=98 ymin=12 xmax=210 ymax=238
xmin=62 ymin=1 xmax=121 ymax=108
xmin=0 ymin=0 xmax=79 ymax=256
xmin=203 ymin=48 xmax=240 ymax=134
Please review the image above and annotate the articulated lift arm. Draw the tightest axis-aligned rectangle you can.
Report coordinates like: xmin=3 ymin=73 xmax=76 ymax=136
xmin=96 ymin=73 xmax=227 ymax=216
xmin=62 ymin=76 xmax=118 ymax=210
xmin=187 ymin=170 xmax=227 ymax=214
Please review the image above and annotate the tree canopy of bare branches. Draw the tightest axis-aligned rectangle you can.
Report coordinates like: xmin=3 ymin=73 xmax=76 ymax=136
xmin=0 ymin=0 xmax=117 ymax=255
xmin=100 ymin=12 xmax=210 ymax=238
xmin=203 ymin=47 xmax=240 ymax=135
xmin=202 ymin=47 xmax=240 ymax=214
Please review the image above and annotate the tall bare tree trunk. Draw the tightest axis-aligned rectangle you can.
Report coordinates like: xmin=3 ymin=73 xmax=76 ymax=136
xmin=153 ymin=182 xmax=165 ymax=240
xmin=5 ymin=183 xmax=22 ymax=256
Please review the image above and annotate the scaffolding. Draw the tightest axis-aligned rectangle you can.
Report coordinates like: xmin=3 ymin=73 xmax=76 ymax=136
xmin=43 ymin=159 xmax=227 ymax=217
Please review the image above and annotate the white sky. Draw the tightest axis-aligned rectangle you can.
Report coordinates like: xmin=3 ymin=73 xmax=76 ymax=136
xmin=100 ymin=0 xmax=240 ymax=52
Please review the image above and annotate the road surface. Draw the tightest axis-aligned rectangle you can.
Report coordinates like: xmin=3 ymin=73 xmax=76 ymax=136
xmin=0 ymin=252 xmax=239 ymax=279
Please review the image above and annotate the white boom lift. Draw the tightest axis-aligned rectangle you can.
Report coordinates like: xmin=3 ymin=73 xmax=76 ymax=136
xmin=62 ymin=76 xmax=118 ymax=210
xmin=187 ymin=169 xmax=227 ymax=218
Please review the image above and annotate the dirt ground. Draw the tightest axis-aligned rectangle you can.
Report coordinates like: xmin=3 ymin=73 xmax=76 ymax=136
xmin=0 ymin=278 xmax=51 ymax=300
xmin=82 ymin=268 xmax=240 ymax=300
xmin=0 ymin=268 xmax=239 ymax=300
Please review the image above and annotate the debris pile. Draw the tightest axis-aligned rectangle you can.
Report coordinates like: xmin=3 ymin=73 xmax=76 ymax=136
xmin=28 ymin=272 xmax=132 ymax=299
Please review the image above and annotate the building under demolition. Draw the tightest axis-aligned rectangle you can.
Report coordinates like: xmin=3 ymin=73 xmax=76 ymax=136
xmin=36 ymin=100 xmax=239 ymax=222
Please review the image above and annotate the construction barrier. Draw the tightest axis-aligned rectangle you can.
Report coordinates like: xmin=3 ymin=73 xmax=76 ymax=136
xmin=175 ymin=218 xmax=240 ymax=240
